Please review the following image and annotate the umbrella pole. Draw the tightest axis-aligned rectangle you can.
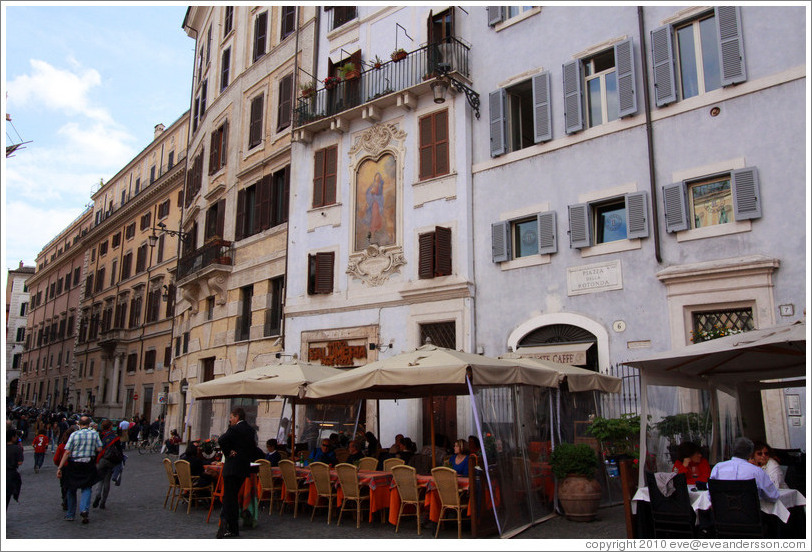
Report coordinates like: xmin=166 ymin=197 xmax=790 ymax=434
xmin=430 ymin=393 xmax=436 ymax=468
xmin=291 ymin=399 xmax=297 ymax=460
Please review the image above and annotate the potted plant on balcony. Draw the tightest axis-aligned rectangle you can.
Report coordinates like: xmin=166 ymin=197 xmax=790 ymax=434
xmin=299 ymin=81 xmax=316 ymax=99
xmin=550 ymin=442 xmax=602 ymax=522
xmin=371 ymin=55 xmax=384 ymax=70
xmin=390 ymin=48 xmax=407 ymax=62
xmin=338 ymin=61 xmax=360 ymax=81
xmin=323 ymin=75 xmax=341 ymax=90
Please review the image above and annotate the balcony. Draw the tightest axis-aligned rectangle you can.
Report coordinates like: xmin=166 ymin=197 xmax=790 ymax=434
xmin=294 ymin=38 xmax=471 ymax=136
xmin=177 ymin=239 xmax=234 ymax=282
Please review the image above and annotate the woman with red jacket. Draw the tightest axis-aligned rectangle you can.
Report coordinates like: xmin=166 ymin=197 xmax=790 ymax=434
xmin=671 ymin=441 xmax=711 ymax=485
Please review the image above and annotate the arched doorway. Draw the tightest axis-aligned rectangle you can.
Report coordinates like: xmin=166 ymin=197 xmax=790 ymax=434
xmin=516 ymin=323 xmax=598 ymax=371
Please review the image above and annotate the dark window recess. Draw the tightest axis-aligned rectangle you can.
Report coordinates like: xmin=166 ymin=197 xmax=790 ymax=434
xmin=127 ymin=353 xmax=138 ymax=373
xmin=164 ymin=346 xmax=172 ymax=369
xmin=236 ymin=285 xmax=253 ymax=341
xmin=223 ymin=6 xmax=233 ymax=36
xmin=146 ymin=287 xmax=162 ymax=323
xmin=691 ymin=308 xmax=754 ymax=343
xmin=120 ymin=253 xmax=132 ymax=280
xmin=235 ymin=167 xmax=289 ymax=240
xmin=112 ymin=232 xmax=121 ymax=248
xmin=158 ymin=199 xmax=170 ymax=219
xmin=312 ymin=146 xmax=337 ymax=207
xmin=253 ymin=11 xmax=268 ymax=62
xmin=307 ymin=252 xmax=335 ymax=295
xmin=209 ymin=121 xmax=228 ymax=174
xmin=419 ymin=109 xmax=449 ymax=180
xmin=205 ymin=198 xmax=226 ymax=241
xmin=264 ymin=276 xmax=284 ymax=337
xmin=125 ymin=222 xmax=136 ymax=239
xmin=418 ymin=226 xmax=452 ymax=279
xmin=420 ymin=321 xmax=456 ymax=348
xmin=220 ymin=48 xmax=231 ymax=91
xmin=135 ymin=244 xmax=148 ymax=273
xmin=280 ymin=6 xmax=296 ymax=39
xmin=140 ymin=211 xmax=151 ymax=230
xmin=248 ymin=95 xmax=264 ymax=149
xmin=277 ymin=73 xmax=293 ymax=132
xmin=185 ymin=150 xmax=204 ymax=207
xmin=143 ymin=349 xmax=156 ymax=371
xmin=165 ymin=284 xmax=176 ymax=319
xmin=129 ymin=295 xmax=142 ymax=328
xmin=168 ymin=151 xmax=174 ymax=169
xmin=330 ymin=6 xmax=356 ymax=30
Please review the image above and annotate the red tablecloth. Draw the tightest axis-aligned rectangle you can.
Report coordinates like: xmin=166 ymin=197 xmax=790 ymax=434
xmin=204 ymin=463 xmax=260 ymax=525
xmin=387 ymin=474 xmax=500 ymax=525
xmin=300 ymin=468 xmax=392 ymax=522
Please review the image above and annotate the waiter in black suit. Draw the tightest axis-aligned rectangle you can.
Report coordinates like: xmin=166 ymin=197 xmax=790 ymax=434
xmin=216 ymin=407 xmax=257 ymax=538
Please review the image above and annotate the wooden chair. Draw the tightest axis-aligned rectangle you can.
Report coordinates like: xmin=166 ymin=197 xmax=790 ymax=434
xmin=383 ymin=457 xmax=405 ymax=472
xmin=278 ymin=459 xmax=309 ymax=518
xmin=255 ymin=459 xmax=281 ymax=516
xmin=357 ymin=457 xmax=379 ymax=471
xmin=206 ymin=468 xmax=224 ymax=523
xmin=391 ymin=464 xmax=423 ymax=535
xmin=308 ymin=461 xmax=336 ymax=524
xmin=174 ymin=459 xmax=212 ymax=514
xmin=431 ymin=466 xmax=467 ymax=538
xmin=644 ymin=472 xmax=697 ymax=538
xmin=162 ymin=458 xmax=180 ymax=510
xmin=335 ymin=463 xmax=371 ymax=528
xmin=708 ymin=478 xmax=765 ymax=538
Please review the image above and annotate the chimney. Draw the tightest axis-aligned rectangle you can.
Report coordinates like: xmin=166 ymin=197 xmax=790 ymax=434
xmin=19 ymin=260 xmax=24 ymax=269
xmin=154 ymin=123 xmax=165 ymax=139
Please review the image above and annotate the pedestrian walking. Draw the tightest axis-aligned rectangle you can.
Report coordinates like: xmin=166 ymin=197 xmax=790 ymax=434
xmin=57 ymin=416 xmax=102 ymax=523
xmin=53 ymin=426 xmax=76 ymax=510
xmin=92 ymin=419 xmax=124 ymax=510
xmin=216 ymin=407 xmax=257 ymax=539
xmin=32 ymin=430 xmax=50 ymax=473
xmin=118 ymin=418 xmax=130 ymax=449
xmin=7 ymin=429 xmax=24 ymax=506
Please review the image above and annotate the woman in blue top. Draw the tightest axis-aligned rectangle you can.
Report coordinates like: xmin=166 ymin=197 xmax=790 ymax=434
xmin=448 ymin=439 xmax=469 ymax=476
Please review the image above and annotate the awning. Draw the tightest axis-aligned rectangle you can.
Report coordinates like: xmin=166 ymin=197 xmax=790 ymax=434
xmin=515 ymin=342 xmax=592 ymax=366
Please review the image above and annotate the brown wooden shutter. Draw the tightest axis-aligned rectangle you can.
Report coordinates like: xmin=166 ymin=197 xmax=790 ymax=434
xmin=434 ymin=110 xmax=449 ymax=175
xmin=249 ymin=95 xmax=263 ymax=148
xmin=418 ymin=232 xmax=435 ymax=279
xmin=204 ymin=205 xmax=216 ymax=240
xmin=419 ymin=115 xmax=434 ymax=180
xmin=235 ymin=189 xmax=247 ymax=240
xmin=434 ymin=226 xmax=452 ymax=276
xmin=258 ymin=175 xmax=272 ymax=230
xmin=314 ymin=252 xmax=335 ymax=294
xmin=282 ymin=166 xmax=290 ymax=223
xmin=216 ymin=198 xmax=225 ymax=238
xmin=209 ymin=129 xmax=218 ymax=174
xmin=220 ymin=120 xmax=228 ymax=168
xmin=313 ymin=148 xmax=325 ymax=207
xmin=324 ymin=145 xmax=337 ymax=204
xmin=277 ymin=74 xmax=293 ymax=131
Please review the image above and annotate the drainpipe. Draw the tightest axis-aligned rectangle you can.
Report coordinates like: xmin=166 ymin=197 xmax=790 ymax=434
xmin=637 ymin=6 xmax=662 ymax=264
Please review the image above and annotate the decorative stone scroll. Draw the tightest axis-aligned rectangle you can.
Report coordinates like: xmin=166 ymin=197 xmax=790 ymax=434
xmin=349 ymin=122 xmax=407 ymax=158
xmin=346 ymin=244 xmax=406 ymax=287
xmin=181 ymin=282 xmax=201 ymax=314
xmin=207 ymin=274 xmax=228 ymax=305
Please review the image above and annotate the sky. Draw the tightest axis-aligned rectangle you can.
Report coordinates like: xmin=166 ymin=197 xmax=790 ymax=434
xmin=2 ymin=2 xmax=195 ymax=270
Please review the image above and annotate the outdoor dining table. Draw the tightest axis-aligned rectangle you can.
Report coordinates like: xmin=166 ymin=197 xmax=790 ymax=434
xmin=387 ymin=474 xmax=500 ymax=525
xmin=204 ymin=462 xmax=261 ymax=528
xmin=631 ymin=485 xmax=806 ymax=524
xmin=300 ymin=468 xmax=393 ymax=522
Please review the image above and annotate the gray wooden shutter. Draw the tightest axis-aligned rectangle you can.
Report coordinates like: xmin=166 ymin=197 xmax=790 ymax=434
xmin=716 ymin=6 xmax=747 ymax=86
xmin=731 ymin=167 xmax=761 ymax=220
xmin=651 ymin=25 xmax=677 ymax=106
xmin=662 ymin=182 xmax=688 ymax=233
xmin=489 ymin=89 xmax=507 ymax=157
xmin=532 ymin=71 xmax=552 ymax=143
xmin=487 ymin=7 xmax=504 ymax=26
xmin=491 ymin=221 xmax=510 ymax=262
xmin=537 ymin=211 xmax=557 ymax=255
xmin=614 ymin=38 xmax=637 ymax=117
xmin=563 ymin=60 xmax=584 ymax=134
xmin=568 ymin=204 xmax=591 ymax=248
xmin=625 ymin=191 xmax=649 ymax=239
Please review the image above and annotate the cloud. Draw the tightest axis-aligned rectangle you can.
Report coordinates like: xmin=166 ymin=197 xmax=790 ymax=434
xmin=7 ymin=59 xmax=112 ymax=123
xmin=3 ymin=201 xmax=90 ymax=267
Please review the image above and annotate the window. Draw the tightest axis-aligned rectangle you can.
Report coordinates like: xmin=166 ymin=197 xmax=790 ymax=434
xmin=418 ymin=226 xmax=452 ymax=279
xmin=223 ymin=6 xmax=233 ymax=36
xmin=236 ymin=285 xmax=253 ymax=341
xmin=209 ymin=121 xmax=229 ymax=174
xmin=168 ymin=151 xmax=174 ymax=169
xmin=206 ymin=25 xmax=212 ymax=64
xmin=248 ymin=95 xmax=264 ymax=149
xmin=177 ymin=190 xmax=184 ymax=208
xmin=307 ymin=252 xmax=335 ymax=295
xmin=114 ymin=300 xmax=127 ymax=329
xmin=420 ymin=321 xmax=456 ymax=348
xmin=146 ymin=287 xmax=162 ymax=323
xmin=112 ymin=232 xmax=121 ymax=248
xmin=99 ymin=241 xmax=108 ymax=257
xmin=491 ymin=212 xmax=557 ymax=262
xmin=16 ymin=327 xmax=25 ymax=342
xmin=164 ymin=346 xmax=172 ymax=370
xmin=563 ymin=39 xmax=636 ymax=134
xmin=206 ymin=296 xmax=215 ymax=321
xmin=253 ymin=11 xmax=268 ymax=62
xmin=135 ymin=244 xmax=148 ymax=273
xmin=193 ymin=96 xmax=200 ymax=133
xmin=490 ymin=72 xmax=551 ymax=156
xmin=200 ymin=80 xmax=208 ymax=116
xmin=220 ymin=47 xmax=231 ymax=91
xmin=140 ymin=211 xmax=151 ymax=231
xmin=85 ymin=274 xmax=94 ymax=298
xmin=663 ymin=167 xmax=761 ymax=233
xmin=20 ymin=302 xmax=27 ymax=316
xmin=129 ymin=294 xmax=142 ymax=328
xmin=183 ymin=332 xmax=190 ymax=354
xmin=56 ymin=278 xmax=63 ymax=295
xmin=277 ymin=74 xmax=293 ymax=132
xmin=121 ymin=252 xmax=132 ymax=280
xmin=12 ymin=354 xmax=21 ymax=369
xmin=312 ymin=145 xmax=337 ymax=207
xmin=568 ymin=192 xmax=649 ymax=248
xmin=126 ymin=353 xmax=138 ymax=373
xmin=691 ymin=307 xmax=754 ymax=344
xmin=329 ymin=6 xmax=356 ymax=30
xmin=134 ymin=177 xmax=140 ymax=195
xmin=264 ymin=276 xmax=284 ymax=336
xmin=110 ymin=259 xmax=117 ymax=286
xmin=419 ymin=109 xmax=449 ymax=180
xmin=65 ymin=272 xmax=72 ymax=288
xmin=150 ymin=165 xmax=156 ymax=184
xmin=185 ymin=150 xmax=204 ymax=206
xmin=125 ymin=222 xmax=136 ymax=239
xmin=205 ymin=198 xmax=226 ymax=241
xmin=73 ymin=267 xmax=80 ymax=286
xmin=651 ymin=7 xmax=746 ymax=107
xmin=280 ymin=6 xmax=296 ymax=40
xmin=156 ymin=234 xmax=165 ymax=264
xmin=165 ymin=284 xmax=175 ymax=318
xmin=487 ymin=6 xmax=534 ymax=26
xmin=157 ymin=200 xmax=170 ymax=219
xmin=94 ymin=268 xmax=105 ymax=293
xmin=235 ymin=168 xmax=288 ymax=240
xmin=67 ymin=316 xmax=74 ymax=337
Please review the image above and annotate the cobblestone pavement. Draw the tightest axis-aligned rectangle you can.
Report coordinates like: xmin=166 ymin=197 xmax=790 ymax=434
xmin=4 ymin=444 xmax=626 ymax=545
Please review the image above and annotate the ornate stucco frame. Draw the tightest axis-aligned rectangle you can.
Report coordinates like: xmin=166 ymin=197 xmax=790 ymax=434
xmin=346 ymin=122 xmax=407 ymax=287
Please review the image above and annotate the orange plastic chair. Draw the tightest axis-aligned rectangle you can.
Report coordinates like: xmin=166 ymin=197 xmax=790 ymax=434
xmin=206 ymin=468 xmax=224 ymax=523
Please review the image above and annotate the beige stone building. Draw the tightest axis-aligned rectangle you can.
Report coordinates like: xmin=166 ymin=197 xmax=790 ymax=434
xmin=171 ymin=7 xmax=316 ymax=442
xmin=72 ymin=115 xmax=188 ymax=422
xmin=6 ymin=262 xmax=35 ymax=399
xmin=18 ymin=210 xmax=92 ymax=410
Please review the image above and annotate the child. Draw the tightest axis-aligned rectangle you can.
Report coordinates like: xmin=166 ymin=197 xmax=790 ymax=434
xmin=265 ymin=438 xmax=281 ymax=467
xmin=32 ymin=429 xmax=50 ymax=473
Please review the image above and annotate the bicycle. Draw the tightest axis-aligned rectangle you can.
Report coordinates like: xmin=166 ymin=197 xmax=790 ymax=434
xmin=136 ymin=436 xmax=162 ymax=455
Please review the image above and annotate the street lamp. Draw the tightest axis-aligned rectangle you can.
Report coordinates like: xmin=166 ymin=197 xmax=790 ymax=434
xmin=430 ymin=62 xmax=481 ymax=119
xmin=148 ymin=222 xmax=190 ymax=248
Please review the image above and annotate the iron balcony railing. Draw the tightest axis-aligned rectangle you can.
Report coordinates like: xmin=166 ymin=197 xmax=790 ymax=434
xmin=295 ymin=38 xmax=470 ymax=127
xmin=177 ymin=239 xmax=234 ymax=281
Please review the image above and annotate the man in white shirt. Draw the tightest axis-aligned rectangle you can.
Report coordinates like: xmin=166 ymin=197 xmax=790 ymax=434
xmin=710 ymin=437 xmax=779 ymax=502
xmin=118 ymin=419 xmax=130 ymax=449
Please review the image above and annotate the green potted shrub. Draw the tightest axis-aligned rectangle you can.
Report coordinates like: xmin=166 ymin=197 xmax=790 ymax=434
xmin=338 ymin=61 xmax=360 ymax=81
xmin=299 ymin=81 xmax=316 ymax=99
xmin=390 ymin=48 xmax=407 ymax=62
xmin=550 ymin=443 xmax=602 ymax=521
xmin=586 ymin=413 xmax=640 ymax=460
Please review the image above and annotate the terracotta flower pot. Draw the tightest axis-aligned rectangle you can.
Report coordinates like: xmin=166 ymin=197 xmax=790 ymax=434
xmin=557 ymin=474 xmax=602 ymax=521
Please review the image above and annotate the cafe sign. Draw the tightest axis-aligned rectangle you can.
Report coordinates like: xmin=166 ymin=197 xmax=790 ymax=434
xmin=517 ymin=342 xmax=591 ymax=365
xmin=308 ymin=339 xmax=368 ymax=367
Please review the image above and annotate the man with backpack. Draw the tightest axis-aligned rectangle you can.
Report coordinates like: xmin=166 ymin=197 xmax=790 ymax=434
xmin=91 ymin=419 xmax=123 ymax=510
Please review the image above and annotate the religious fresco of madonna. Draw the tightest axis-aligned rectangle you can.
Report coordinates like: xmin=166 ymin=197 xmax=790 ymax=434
xmin=354 ymin=154 xmax=397 ymax=251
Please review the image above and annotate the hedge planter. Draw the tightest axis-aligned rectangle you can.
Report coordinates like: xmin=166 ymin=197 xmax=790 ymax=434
xmin=558 ymin=474 xmax=602 ymax=521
